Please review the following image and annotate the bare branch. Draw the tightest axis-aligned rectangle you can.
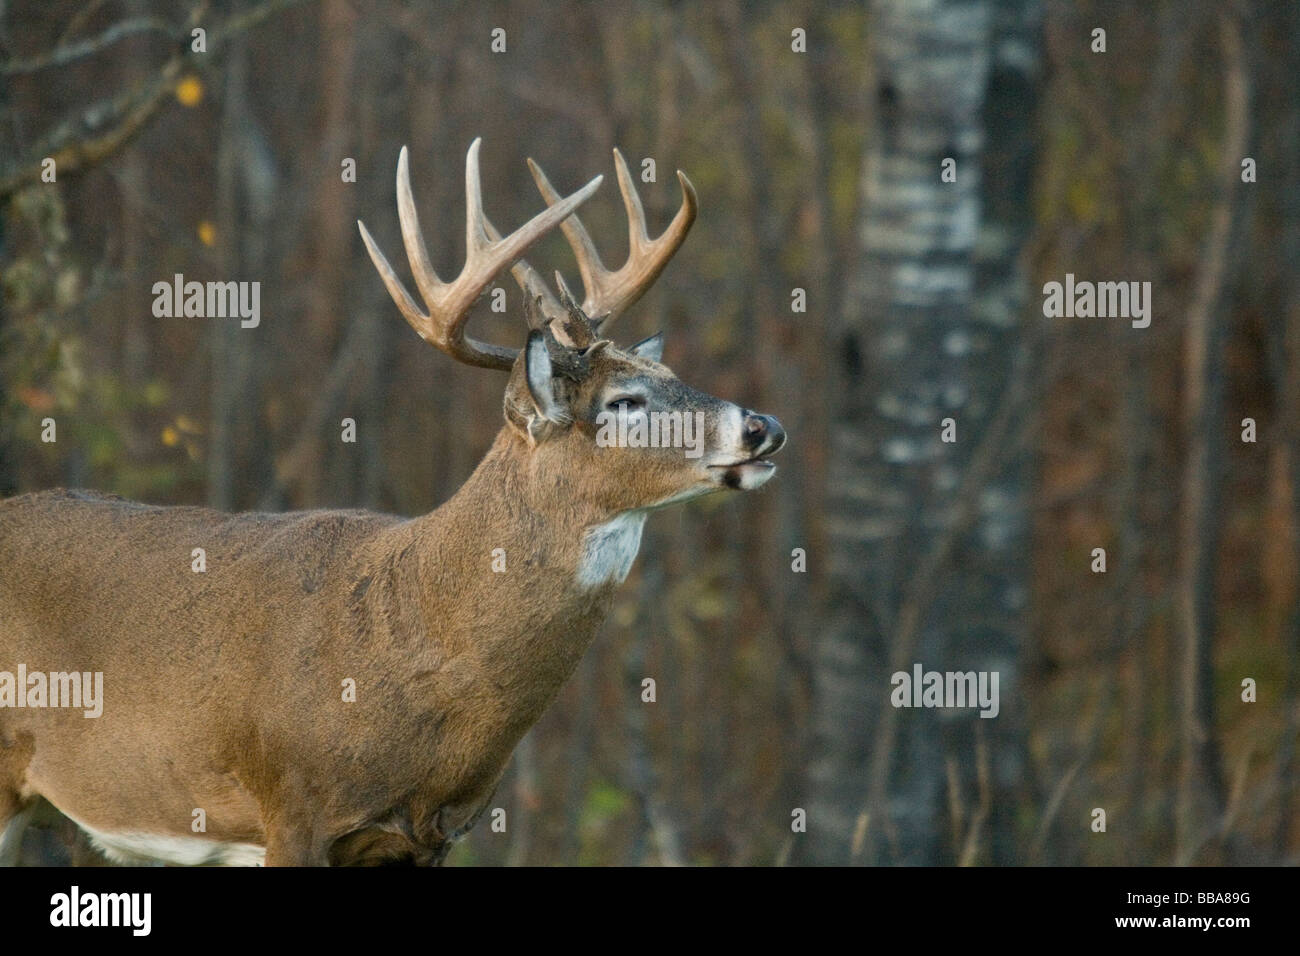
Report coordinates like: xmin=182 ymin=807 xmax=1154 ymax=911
xmin=0 ymin=0 xmax=317 ymax=200
xmin=0 ymin=58 xmax=184 ymax=200
xmin=2 ymin=17 xmax=178 ymax=76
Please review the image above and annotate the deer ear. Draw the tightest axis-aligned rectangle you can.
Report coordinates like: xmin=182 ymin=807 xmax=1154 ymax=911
xmin=524 ymin=330 xmax=569 ymax=425
xmin=629 ymin=332 xmax=664 ymax=362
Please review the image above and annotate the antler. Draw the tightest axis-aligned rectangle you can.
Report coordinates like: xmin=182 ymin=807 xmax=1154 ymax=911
xmin=358 ymin=139 xmax=602 ymax=370
xmin=496 ymin=149 xmax=698 ymax=334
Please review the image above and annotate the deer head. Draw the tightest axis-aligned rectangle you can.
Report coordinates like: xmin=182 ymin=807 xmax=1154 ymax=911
xmin=357 ymin=140 xmax=786 ymax=522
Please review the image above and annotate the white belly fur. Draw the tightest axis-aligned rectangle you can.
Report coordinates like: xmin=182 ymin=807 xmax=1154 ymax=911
xmin=66 ymin=812 xmax=265 ymax=866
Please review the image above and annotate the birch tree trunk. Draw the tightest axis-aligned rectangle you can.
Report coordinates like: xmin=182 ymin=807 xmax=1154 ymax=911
xmin=802 ymin=0 xmax=1039 ymax=865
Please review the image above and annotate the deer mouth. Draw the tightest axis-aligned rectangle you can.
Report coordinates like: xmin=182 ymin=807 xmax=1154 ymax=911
xmin=709 ymin=457 xmax=776 ymax=470
xmin=708 ymin=458 xmax=777 ymax=490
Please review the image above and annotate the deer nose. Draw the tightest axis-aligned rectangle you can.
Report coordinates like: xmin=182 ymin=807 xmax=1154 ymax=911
xmin=743 ymin=412 xmax=786 ymax=455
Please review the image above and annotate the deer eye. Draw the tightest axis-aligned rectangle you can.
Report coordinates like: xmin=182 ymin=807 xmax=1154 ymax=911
xmin=606 ymin=395 xmax=646 ymax=413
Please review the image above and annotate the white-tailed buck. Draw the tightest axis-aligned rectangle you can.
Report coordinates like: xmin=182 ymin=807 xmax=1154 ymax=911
xmin=0 ymin=139 xmax=785 ymax=866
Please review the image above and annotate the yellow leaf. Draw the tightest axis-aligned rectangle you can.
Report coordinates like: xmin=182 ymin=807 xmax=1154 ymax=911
xmin=197 ymin=221 xmax=216 ymax=246
xmin=161 ymin=426 xmax=180 ymax=447
xmin=176 ymin=75 xmax=204 ymax=107
xmin=1066 ymin=179 xmax=1097 ymax=224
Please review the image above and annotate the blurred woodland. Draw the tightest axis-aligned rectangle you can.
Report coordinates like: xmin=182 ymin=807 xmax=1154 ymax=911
xmin=1 ymin=0 xmax=1297 ymax=865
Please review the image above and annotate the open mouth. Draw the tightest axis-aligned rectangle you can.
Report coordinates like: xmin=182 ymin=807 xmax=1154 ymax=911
xmin=707 ymin=457 xmax=778 ymax=490
xmin=708 ymin=428 xmax=785 ymax=489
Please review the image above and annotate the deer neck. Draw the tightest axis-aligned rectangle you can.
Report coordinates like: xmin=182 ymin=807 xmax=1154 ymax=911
xmin=399 ymin=428 xmax=642 ymax=725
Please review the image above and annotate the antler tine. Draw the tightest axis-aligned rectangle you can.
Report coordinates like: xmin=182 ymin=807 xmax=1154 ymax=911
xmin=479 ymin=216 xmax=566 ymax=328
xmin=527 ymin=148 xmax=698 ymax=333
xmin=507 ymin=258 xmax=566 ymax=328
xmin=463 ymin=138 xmax=493 ymax=255
xmin=359 ymin=139 xmax=602 ymax=371
xmin=527 ymin=157 xmax=609 ymax=319
xmin=394 ymin=146 xmax=441 ymax=321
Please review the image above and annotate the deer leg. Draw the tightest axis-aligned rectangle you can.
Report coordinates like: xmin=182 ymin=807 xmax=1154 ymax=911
xmin=0 ymin=730 xmax=36 ymax=866
xmin=0 ymin=799 xmax=34 ymax=867
xmin=262 ymin=813 xmax=331 ymax=867
xmin=263 ymin=834 xmax=329 ymax=866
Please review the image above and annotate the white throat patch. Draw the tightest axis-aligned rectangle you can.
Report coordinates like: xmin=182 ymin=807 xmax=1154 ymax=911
xmin=576 ymin=512 xmax=647 ymax=590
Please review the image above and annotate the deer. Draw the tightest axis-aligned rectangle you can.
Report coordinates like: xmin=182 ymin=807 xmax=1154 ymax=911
xmin=0 ymin=139 xmax=785 ymax=866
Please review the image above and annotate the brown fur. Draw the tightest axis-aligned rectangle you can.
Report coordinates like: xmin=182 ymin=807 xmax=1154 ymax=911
xmin=0 ymin=340 xmax=779 ymax=865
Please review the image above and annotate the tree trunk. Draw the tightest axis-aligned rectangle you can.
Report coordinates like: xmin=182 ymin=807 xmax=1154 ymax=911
xmin=802 ymin=0 xmax=1039 ymax=866
xmin=209 ymin=15 xmax=277 ymax=511
xmin=1174 ymin=8 xmax=1250 ymax=866
xmin=0 ymin=0 xmax=15 ymax=498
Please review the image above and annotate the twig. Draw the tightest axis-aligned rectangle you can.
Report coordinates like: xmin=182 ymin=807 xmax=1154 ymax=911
xmin=2 ymin=17 xmax=177 ymax=76
xmin=0 ymin=0 xmax=316 ymax=200
xmin=0 ymin=57 xmax=185 ymax=200
xmin=1029 ymin=758 xmax=1083 ymax=862
xmin=958 ymin=725 xmax=992 ymax=866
